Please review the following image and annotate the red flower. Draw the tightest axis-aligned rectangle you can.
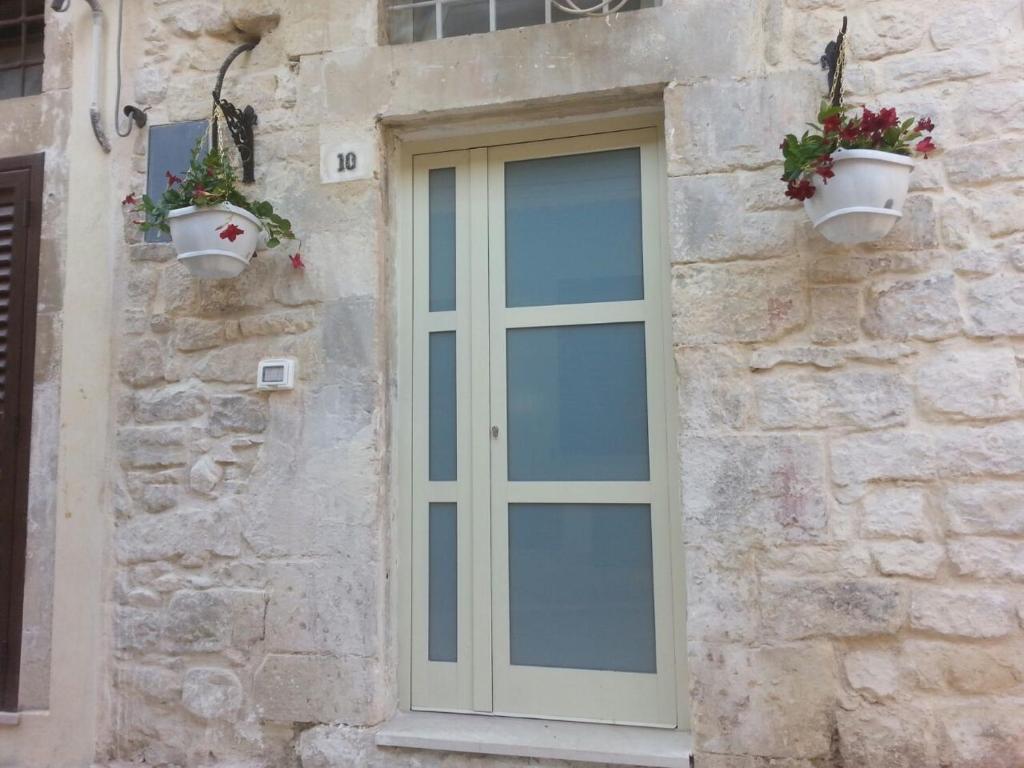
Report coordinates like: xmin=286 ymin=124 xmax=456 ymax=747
xmin=165 ymin=170 xmax=182 ymax=187
xmin=840 ymin=124 xmax=860 ymax=142
xmin=822 ymin=115 xmax=842 ymax=134
xmin=194 ymin=183 xmax=208 ymax=198
xmin=218 ymin=222 xmax=245 ymax=242
xmin=289 ymin=252 xmax=305 ymax=270
xmin=860 ymin=108 xmax=879 ymax=133
xmin=121 ymin=193 xmax=138 ymax=206
xmin=878 ymin=107 xmax=899 ymax=130
xmin=785 ymin=178 xmax=816 ymax=201
xmin=815 ymin=154 xmax=835 ymax=183
xmin=916 ymin=117 xmax=935 ymax=132
xmin=915 ymin=137 xmax=936 ymax=157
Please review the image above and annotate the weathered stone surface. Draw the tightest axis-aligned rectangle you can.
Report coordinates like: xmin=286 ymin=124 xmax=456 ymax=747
xmin=762 ymin=579 xmax=906 ymax=639
xmin=902 ymin=640 xmax=1023 ymax=694
xmin=119 ymin=338 xmax=166 ymax=387
xmin=809 ymin=285 xmax=859 ymax=344
xmin=837 ymin=706 xmax=938 ymax=768
xmin=910 ymin=587 xmax=1017 ymax=638
xmin=209 ymin=394 xmax=269 ymax=436
xmin=239 ymin=308 xmax=316 ymax=337
xmin=189 ymin=454 xmax=223 ymax=495
xmin=115 ymin=504 xmax=241 ymax=564
xmin=114 ymin=606 xmax=162 ymax=652
xmin=676 ymin=347 xmax=753 ymax=430
xmin=916 ymin=347 xmax=1024 ymax=420
xmin=681 ymin=435 xmax=826 ymax=545
xmin=938 ymin=705 xmax=1024 ymax=768
xmin=884 ymin=48 xmax=995 ymax=90
xmin=936 ymin=422 xmax=1024 ymax=478
xmin=864 ymin=274 xmax=962 ymax=341
xmin=871 ymin=541 xmax=944 ymax=579
xmin=755 ymin=370 xmax=911 ymax=429
xmin=965 ymin=275 xmax=1024 ymax=336
xmin=253 ymin=654 xmax=380 ymax=724
xmin=224 ymin=0 xmax=281 ymax=35
xmin=930 ymin=3 xmax=1013 ymax=49
xmin=862 ymin=486 xmax=931 ymax=540
xmin=133 ymin=384 xmax=206 ymax=423
xmin=163 ymin=588 xmax=265 ymax=653
xmin=831 ymin=431 xmax=936 ymax=486
xmin=945 ymin=140 xmax=1024 ymax=185
xmin=856 ymin=5 xmax=927 ymax=60
xmin=117 ymin=426 xmax=188 ymax=468
xmin=874 ymin=194 xmax=939 ymax=251
xmin=174 ymin=318 xmax=240 ymax=352
xmin=686 ymin=549 xmax=758 ymax=643
xmin=943 ymin=482 xmax=1024 ymax=535
xmin=181 ymin=668 xmax=243 ymax=720
xmin=749 ymin=346 xmax=844 ymax=370
xmin=958 ymin=81 xmax=1024 ymax=140
xmin=673 ymin=260 xmax=806 ymax=344
xmin=690 ymin=643 xmax=835 ymax=758
xmin=843 ymin=649 xmax=899 ymax=700
xmin=949 ymin=539 xmax=1024 ymax=582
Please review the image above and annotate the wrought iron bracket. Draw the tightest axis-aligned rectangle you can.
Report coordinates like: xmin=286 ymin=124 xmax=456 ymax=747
xmin=820 ymin=15 xmax=848 ymax=106
xmin=212 ymin=41 xmax=259 ymax=183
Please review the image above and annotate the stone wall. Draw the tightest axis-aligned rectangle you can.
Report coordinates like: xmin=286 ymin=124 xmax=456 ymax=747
xmin=85 ymin=0 xmax=1024 ymax=767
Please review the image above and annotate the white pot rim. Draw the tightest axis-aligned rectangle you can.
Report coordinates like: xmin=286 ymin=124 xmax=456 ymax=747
xmin=811 ymin=206 xmax=903 ymax=228
xmin=167 ymin=202 xmax=264 ymax=230
xmin=831 ymin=148 xmax=915 ymax=168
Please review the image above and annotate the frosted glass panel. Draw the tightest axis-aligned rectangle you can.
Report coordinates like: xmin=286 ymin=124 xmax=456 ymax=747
xmin=429 ymin=167 xmax=456 ymax=312
xmin=506 ymin=323 xmax=649 ymax=481
xmin=429 ymin=332 xmax=457 ymax=481
xmin=504 ymin=148 xmax=643 ymax=307
xmin=508 ymin=503 xmax=656 ymax=673
xmin=429 ymin=503 xmax=458 ymax=662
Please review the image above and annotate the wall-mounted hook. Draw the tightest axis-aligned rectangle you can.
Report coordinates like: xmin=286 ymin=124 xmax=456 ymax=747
xmin=820 ymin=15 xmax=848 ymax=107
xmin=212 ymin=41 xmax=260 ymax=184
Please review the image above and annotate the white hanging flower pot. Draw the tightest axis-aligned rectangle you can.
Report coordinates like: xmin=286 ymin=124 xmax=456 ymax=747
xmin=803 ymin=149 xmax=914 ymax=245
xmin=167 ymin=203 xmax=265 ymax=279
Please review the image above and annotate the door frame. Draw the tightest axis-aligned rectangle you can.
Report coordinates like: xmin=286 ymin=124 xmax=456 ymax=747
xmin=393 ymin=113 xmax=689 ymax=728
xmin=0 ymin=152 xmax=44 ymax=712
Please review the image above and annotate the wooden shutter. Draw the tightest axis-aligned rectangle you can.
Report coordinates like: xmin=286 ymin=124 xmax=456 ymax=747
xmin=0 ymin=154 xmax=42 ymax=711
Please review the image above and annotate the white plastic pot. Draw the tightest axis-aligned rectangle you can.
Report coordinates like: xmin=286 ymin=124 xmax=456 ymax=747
xmin=803 ymin=149 xmax=914 ymax=244
xmin=167 ymin=203 xmax=264 ymax=279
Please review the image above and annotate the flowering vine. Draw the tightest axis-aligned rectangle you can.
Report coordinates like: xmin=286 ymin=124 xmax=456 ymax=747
xmin=781 ymin=102 xmax=937 ymax=201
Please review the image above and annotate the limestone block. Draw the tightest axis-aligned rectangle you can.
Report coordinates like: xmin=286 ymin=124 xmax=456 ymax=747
xmin=133 ymin=384 xmax=207 ymax=423
xmin=930 ymin=3 xmax=1014 ymax=50
xmin=685 ymin=548 xmax=758 ymax=643
xmin=843 ymin=650 xmax=899 ymax=700
xmin=863 ymin=274 xmax=962 ymax=341
xmin=958 ymin=81 xmax=1024 ymax=140
xmin=665 ymin=71 xmax=819 ymax=175
xmin=675 ymin=346 xmax=753 ymax=430
xmin=883 ymin=48 xmax=995 ymax=90
xmin=253 ymin=654 xmax=380 ymax=724
xmin=831 ymin=431 xmax=936 ymax=486
xmin=210 ymin=394 xmax=269 ymax=436
xmin=916 ymin=348 xmax=1024 ymax=420
xmin=667 ymin=174 xmax=801 ymax=263
xmin=164 ymin=588 xmax=266 ymax=653
xmin=680 ymin=434 xmax=827 ymax=546
xmin=855 ymin=6 xmax=927 ymax=60
xmin=189 ymin=454 xmax=223 ymax=495
xmin=224 ymin=0 xmax=281 ymax=35
xmin=870 ymin=541 xmax=945 ymax=579
xmin=117 ymin=426 xmax=188 ymax=468
xmin=114 ymin=606 xmax=162 ymax=652
xmin=910 ymin=587 xmax=1017 ymax=638
xmin=938 ymin=706 xmax=1024 ymax=768
xmin=965 ymin=275 xmax=1024 ymax=336
xmin=174 ymin=318 xmax=240 ymax=352
xmin=115 ymin=664 xmax=182 ymax=702
xmin=837 ymin=706 xmax=938 ymax=768
xmin=239 ymin=308 xmax=317 ymax=337
xmin=949 ymin=539 xmax=1024 ymax=582
xmin=181 ymin=667 xmax=243 ymax=720
xmin=870 ymin=194 xmax=939 ymax=251
xmin=690 ymin=642 xmax=836 ymax=758
xmin=264 ymin=558 xmax=378 ymax=657
xmin=672 ymin=260 xmax=806 ymax=344
xmin=902 ymin=640 xmax=1023 ymax=695
xmin=945 ymin=140 xmax=1024 ymax=185
xmin=115 ymin=504 xmax=241 ymax=564
xmin=809 ymin=252 xmax=930 ymax=284
xmin=749 ymin=345 xmax=844 ymax=370
xmin=762 ymin=579 xmax=906 ymax=639
xmin=965 ymin=184 xmax=1024 ymax=238
xmin=810 ymin=286 xmax=859 ymax=345
xmin=953 ymin=249 xmax=1005 ymax=276
xmin=936 ymin=422 xmax=1024 ymax=478
xmin=119 ymin=338 xmax=167 ymax=388
xmin=754 ymin=370 xmax=912 ymax=429
xmin=943 ymin=482 xmax=1024 ymax=535
xmin=862 ymin=487 xmax=931 ymax=540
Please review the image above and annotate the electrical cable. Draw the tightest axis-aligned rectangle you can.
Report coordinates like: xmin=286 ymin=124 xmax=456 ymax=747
xmin=113 ymin=0 xmax=132 ymax=137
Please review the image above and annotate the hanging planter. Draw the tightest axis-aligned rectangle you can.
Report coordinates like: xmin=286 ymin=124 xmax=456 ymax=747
xmin=780 ymin=103 xmax=936 ymax=245
xmin=123 ymin=143 xmax=302 ymax=279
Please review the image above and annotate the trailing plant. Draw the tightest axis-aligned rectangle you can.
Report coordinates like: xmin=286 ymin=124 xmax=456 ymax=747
xmin=780 ymin=102 xmax=936 ymax=201
xmin=123 ymin=142 xmax=300 ymax=259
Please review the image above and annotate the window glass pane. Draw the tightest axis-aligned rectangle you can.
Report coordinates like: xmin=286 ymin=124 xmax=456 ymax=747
xmin=0 ymin=24 xmax=21 ymax=67
xmin=497 ymin=0 xmax=545 ymax=29
xmin=26 ymin=0 xmax=45 ymax=16
xmin=22 ymin=61 xmax=39 ymax=95
xmin=429 ymin=502 xmax=458 ymax=662
xmin=389 ymin=3 xmax=437 ymax=43
xmin=145 ymin=120 xmax=209 ymax=243
xmin=428 ymin=167 xmax=456 ymax=312
xmin=24 ymin=19 xmax=42 ymax=61
xmin=505 ymin=148 xmax=644 ymax=307
xmin=509 ymin=503 xmax=656 ymax=673
xmin=0 ymin=68 xmax=20 ymax=100
xmin=507 ymin=323 xmax=649 ymax=481
xmin=0 ymin=1 xmax=19 ymax=20
xmin=429 ymin=331 xmax=457 ymax=481
xmin=441 ymin=0 xmax=490 ymax=37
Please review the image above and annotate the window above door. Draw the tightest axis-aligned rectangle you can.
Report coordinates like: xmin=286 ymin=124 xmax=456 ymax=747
xmin=387 ymin=0 xmax=659 ymax=44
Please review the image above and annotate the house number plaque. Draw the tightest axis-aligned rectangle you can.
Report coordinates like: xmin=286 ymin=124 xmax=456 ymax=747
xmin=320 ymin=141 xmax=375 ymax=184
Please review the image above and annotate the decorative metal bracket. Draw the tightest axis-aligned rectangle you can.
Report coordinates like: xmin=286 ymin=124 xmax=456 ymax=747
xmin=820 ymin=16 xmax=848 ymax=106
xmin=212 ymin=41 xmax=259 ymax=183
